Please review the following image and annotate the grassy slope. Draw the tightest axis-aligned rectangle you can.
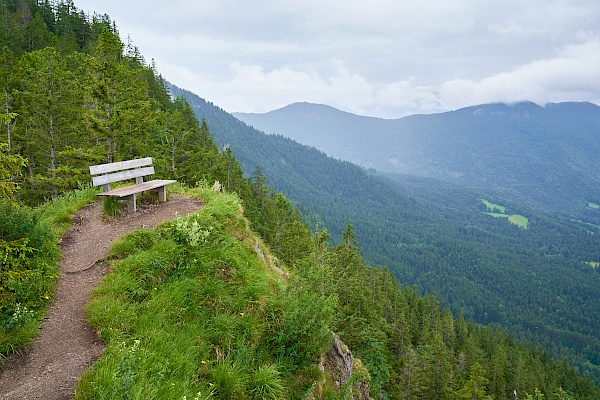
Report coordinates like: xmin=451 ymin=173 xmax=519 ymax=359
xmin=76 ymin=185 xmax=341 ymax=399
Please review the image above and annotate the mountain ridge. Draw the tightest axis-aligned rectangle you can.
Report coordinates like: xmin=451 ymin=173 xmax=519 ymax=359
xmin=236 ymin=100 xmax=600 ymax=120
xmin=234 ymin=100 xmax=600 ymax=217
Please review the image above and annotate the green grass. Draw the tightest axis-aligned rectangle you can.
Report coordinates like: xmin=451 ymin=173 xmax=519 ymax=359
xmin=485 ymin=212 xmax=529 ymax=229
xmin=36 ymin=187 xmax=98 ymax=237
xmin=588 ymin=201 xmax=600 ymax=210
xmin=102 ymin=196 xmax=123 ymax=217
xmin=481 ymin=199 xmax=528 ymax=229
xmin=76 ymin=184 xmax=335 ymax=399
xmin=507 ymin=214 xmax=529 ymax=229
xmin=481 ymin=199 xmax=506 ymax=213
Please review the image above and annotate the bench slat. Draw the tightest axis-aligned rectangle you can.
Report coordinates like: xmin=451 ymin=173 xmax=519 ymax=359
xmin=89 ymin=157 xmax=153 ymax=175
xmin=92 ymin=166 xmax=154 ymax=187
xmin=96 ymin=179 xmax=177 ymax=198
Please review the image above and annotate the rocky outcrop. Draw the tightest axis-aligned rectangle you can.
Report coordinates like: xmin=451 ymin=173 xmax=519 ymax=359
xmin=324 ymin=333 xmax=354 ymax=387
xmin=320 ymin=333 xmax=373 ymax=400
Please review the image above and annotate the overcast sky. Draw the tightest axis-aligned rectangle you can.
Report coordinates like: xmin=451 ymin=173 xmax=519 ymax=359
xmin=74 ymin=0 xmax=600 ymax=118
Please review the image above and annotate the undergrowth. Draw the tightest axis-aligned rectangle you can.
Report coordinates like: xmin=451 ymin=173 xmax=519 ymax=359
xmin=0 ymin=187 xmax=97 ymax=358
xmin=76 ymin=183 xmax=338 ymax=399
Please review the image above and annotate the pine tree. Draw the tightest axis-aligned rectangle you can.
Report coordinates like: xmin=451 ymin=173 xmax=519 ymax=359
xmin=0 ymin=113 xmax=25 ymax=199
xmin=454 ymin=363 xmax=493 ymax=400
xmin=0 ymin=46 xmax=15 ymax=154
xmin=14 ymin=46 xmax=79 ymax=198
xmin=81 ymin=27 xmax=151 ymax=163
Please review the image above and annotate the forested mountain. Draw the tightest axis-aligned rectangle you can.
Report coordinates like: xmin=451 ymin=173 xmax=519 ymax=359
xmin=234 ymin=101 xmax=600 ymax=219
xmin=172 ymin=85 xmax=600 ymax=386
xmin=2 ymin=1 xmax=600 ymax=397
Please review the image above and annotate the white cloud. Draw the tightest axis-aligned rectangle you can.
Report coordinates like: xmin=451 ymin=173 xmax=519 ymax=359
xmin=368 ymin=38 xmax=600 ymax=117
xmin=162 ymin=36 xmax=600 ymax=119
xmin=164 ymin=59 xmax=374 ymax=115
xmin=75 ymin=0 xmax=600 ymax=117
xmin=375 ymin=79 xmax=442 ymax=112
xmin=438 ymin=38 xmax=600 ymax=109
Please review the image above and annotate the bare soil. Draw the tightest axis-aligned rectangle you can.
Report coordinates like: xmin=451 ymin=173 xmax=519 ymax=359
xmin=0 ymin=195 xmax=203 ymax=400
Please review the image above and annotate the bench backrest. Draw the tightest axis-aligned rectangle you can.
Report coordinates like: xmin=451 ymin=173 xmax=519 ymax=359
xmin=89 ymin=157 xmax=154 ymax=189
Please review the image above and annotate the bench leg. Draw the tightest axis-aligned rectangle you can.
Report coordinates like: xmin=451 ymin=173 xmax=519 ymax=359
xmin=157 ymin=186 xmax=167 ymax=202
xmin=127 ymin=194 xmax=137 ymax=212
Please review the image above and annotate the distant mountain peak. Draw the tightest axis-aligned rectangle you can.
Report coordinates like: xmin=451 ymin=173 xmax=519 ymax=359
xmin=233 ymin=99 xmax=600 ymax=214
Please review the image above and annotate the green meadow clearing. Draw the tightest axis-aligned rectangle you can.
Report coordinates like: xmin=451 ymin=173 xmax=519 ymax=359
xmin=588 ymin=201 xmax=600 ymax=209
xmin=481 ymin=199 xmax=506 ymax=213
xmin=481 ymin=200 xmax=529 ymax=229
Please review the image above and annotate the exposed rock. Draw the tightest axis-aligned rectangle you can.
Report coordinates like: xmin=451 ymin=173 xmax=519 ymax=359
xmin=325 ymin=333 xmax=354 ymax=387
xmin=320 ymin=333 xmax=373 ymax=400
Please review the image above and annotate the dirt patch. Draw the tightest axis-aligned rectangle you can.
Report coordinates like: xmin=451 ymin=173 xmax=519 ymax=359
xmin=0 ymin=194 xmax=203 ymax=400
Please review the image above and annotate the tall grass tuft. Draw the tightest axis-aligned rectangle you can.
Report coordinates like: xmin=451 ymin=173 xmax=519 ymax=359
xmin=36 ymin=187 xmax=98 ymax=237
xmin=102 ymin=196 xmax=122 ymax=217
xmin=209 ymin=359 xmax=248 ymax=399
xmin=248 ymin=364 xmax=286 ymax=400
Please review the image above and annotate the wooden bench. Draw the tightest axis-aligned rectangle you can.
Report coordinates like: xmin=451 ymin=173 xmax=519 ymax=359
xmin=89 ymin=157 xmax=176 ymax=212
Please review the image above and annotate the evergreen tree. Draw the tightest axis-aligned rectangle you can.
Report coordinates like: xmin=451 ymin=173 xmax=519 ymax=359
xmin=0 ymin=112 xmax=25 ymax=199
xmin=81 ymin=27 xmax=150 ymax=163
xmin=454 ymin=363 xmax=493 ymax=400
xmin=14 ymin=46 xmax=79 ymax=198
xmin=0 ymin=46 xmax=15 ymax=154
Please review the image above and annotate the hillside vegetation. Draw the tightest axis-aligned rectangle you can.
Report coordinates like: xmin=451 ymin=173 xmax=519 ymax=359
xmin=172 ymin=85 xmax=600 ymax=387
xmin=77 ymin=185 xmax=340 ymax=399
xmin=2 ymin=1 xmax=600 ymax=398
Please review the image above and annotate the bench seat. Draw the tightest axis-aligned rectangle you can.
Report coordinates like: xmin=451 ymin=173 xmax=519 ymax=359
xmin=96 ymin=179 xmax=177 ymax=199
xmin=97 ymin=179 xmax=176 ymax=212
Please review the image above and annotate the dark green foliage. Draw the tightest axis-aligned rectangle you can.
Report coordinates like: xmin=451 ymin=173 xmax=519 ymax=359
xmin=267 ymin=259 xmax=337 ymax=368
xmin=318 ymin=227 xmax=600 ymax=398
xmin=0 ymin=141 xmax=25 ymax=199
xmin=0 ymin=199 xmax=58 ymax=354
xmin=0 ymin=4 xmax=245 ymax=206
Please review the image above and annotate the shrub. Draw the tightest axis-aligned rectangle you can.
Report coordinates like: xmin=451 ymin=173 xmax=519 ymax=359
xmin=0 ymin=199 xmax=58 ymax=356
xmin=267 ymin=273 xmax=338 ymax=368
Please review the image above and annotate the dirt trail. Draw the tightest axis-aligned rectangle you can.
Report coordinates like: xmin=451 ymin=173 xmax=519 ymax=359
xmin=0 ymin=195 xmax=203 ymax=400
